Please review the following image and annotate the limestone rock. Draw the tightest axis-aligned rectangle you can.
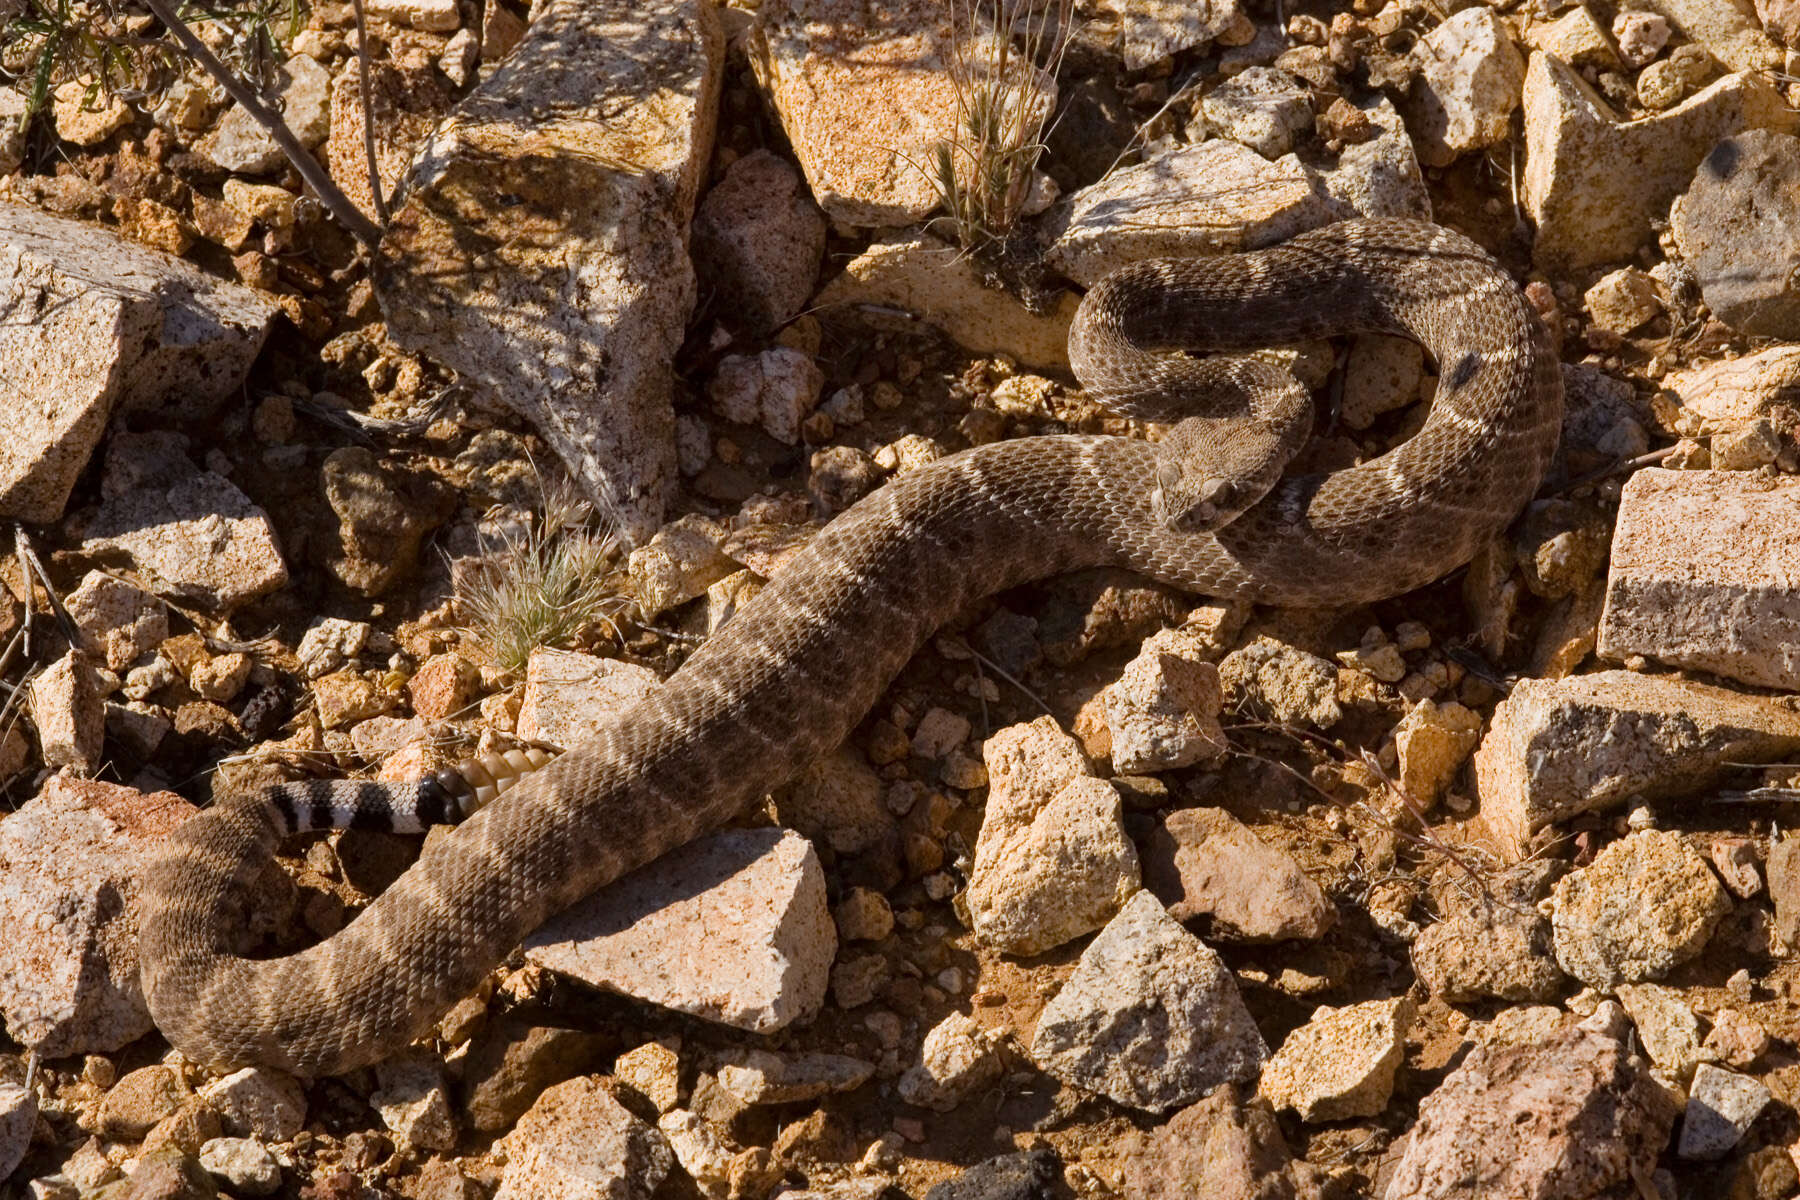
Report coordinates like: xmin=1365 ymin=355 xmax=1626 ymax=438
xmin=1259 ymin=997 xmax=1413 ymax=1122
xmin=1042 ymin=140 xmax=1337 ymax=288
xmin=197 ymin=1138 xmax=281 ymax=1196
xmin=1551 ymin=829 xmax=1731 ymax=988
xmin=0 ymin=201 xmax=276 ymax=521
xmin=1404 ymin=8 xmax=1526 ymax=167
xmin=319 ymin=446 xmax=451 ymax=596
xmin=1598 ymin=469 xmax=1800 ymax=690
xmin=1636 ymin=0 xmax=1781 ymax=69
xmin=1139 ymin=806 xmax=1334 ymax=942
xmin=461 ymin=1019 xmax=610 ymax=1133
xmin=1105 ymin=0 xmax=1244 ymax=70
xmin=496 ymin=1077 xmax=672 ymax=1200
xmin=896 ymin=1012 xmax=1004 ymax=1112
xmin=198 ymin=54 xmax=331 ymax=173
xmin=1584 ymin=267 xmax=1663 ymax=334
xmin=1316 ymin=94 xmax=1432 ymax=221
xmin=526 ymin=828 xmax=835 ymax=1032
xmin=1679 ymin=1063 xmax=1772 ymax=1159
xmin=1029 ymin=890 xmax=1267 ymax=1112
xmin=1523 ymin=52 xmax=1799 ymax=271
xmin=30 ymin=651 xmax=104 ymax=772
xmin=377 ymin=0 xmax=723 ymax=542
xmin=1104 ymin=629 xmax=1227 ymax=773
xmin=1672 ymin=130 xmax=1800 ymax=338
xmin=966 ymin=717 xmax=1140 ymax=956
xmin=516 ymin=649 xmax=661 ymax=748
xmin=0 ymin=776 xmax=194 ymax=1056
xmin=628 ymin=514 xmax=735 ymax=620
xmin=371 ymin=1051 xmax=458 ymax=1151
xmin=1197 ymin=66 xmax=1313 ymax=159
xmin=691 ymin=149 xmax=826 ymax=333
xmin=813 ymin=230 xmax=1078 ymax=371
xmin=1473 ymin=670 xmax=1800 ymax=858
xmin=1380 ymin=1028 xmax=1678 ymax=1199
xmin=750 ymin=0 xmax=1052 ymax=227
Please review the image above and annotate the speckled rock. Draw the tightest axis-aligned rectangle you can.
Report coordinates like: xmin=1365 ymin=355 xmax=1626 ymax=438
xmin=896 ymin=1012 xmax=1004 ymax=1112
xmin=1474 ymin=670 xmax=1800 ymax=858
xmin=923 ymin=1148 xmax=1061 ymax=1200
xmin=1584 ymin=267 xmax=1663 ymax=334
xmin=1404 ymin=8 xmax=1526 ymax=167
xmin=198 ymin=54 xmax=331 ymax=172
xmin=707 ymin=347 xmax=825 ymax=445
xmin=0 ymin=1082 xmax=33 ymax=1182
xmin=198 ymin=1137 xmax=281 ymax=1196
xmin=1670 ymin=130 xmax=1800 ymax=338
xmin=1217 ymin=637 xmax=1342 ymax=729
xmin=378 ymin=0 xmax=722 ymax=542
xmin=371 ymin=1050 xmax=458 ymax=1151
xmin=64 ymin=572 xmax=168 ymax=672
xmin=1139 ymin=806 xmax=1334 ymax=942
xmin=691 ymin=149 xmax=825 ymax=333
xmin=1042 ymin=140 xmax=1336 ymax=288
xmin=516 ymin=648 xmax=661 ymax=748
xmin=461 ymin=1019 xmax=610 ymax=1134
xmin=717 ymin=1050 xmax=873 ymax=1105
xmin=30 ymin=651 xmax=104 ymax=772
xmin=1104 ymin=629 xmax=1227 ymax=773
xmin=198 ymin=1067 xmax=306 ymax=1141
xmin=1616 ymin=982 xmax=1707 ymax=1080
xmin=496 ymin=1076 xmax=672 ymax=1200
xmin=1598 ymin=469 xmax=1800 ymax=690
xmin=1113 ymin=1084 xmax=1326 ymax=1200
xmin=812 ymin=230 xmax=1078 ymax=371
xmin=526 ymin=828 xmax=835 ymax=1032
xmin=1380 ymin=1027 xmax=1678 ymax=1199
xmin=1259 ymin=997 xmax=1413 ymax=1122
xmin=1411 ymin=862 xmax=1567 ymax=1002
xmin=1197 ymin=66 xmax=1313 ymax=159
xmin=1030 ymin=890 xmax=1267 ymax=1112
xmin=320 ymin=447 xmax=451 ymax=596
xmin=966 ymin=717 xmax=1141 ymax=956
xmin=1523 ymin=52 xmax=1799 ymax=270
xmin=1638 ymin=0 xmax=1781 ymax=69
xmin=0 ymin=201 xmax=276 ymax=521
xmin=1551 ymin=829 xmax=1731 ymax=988
xmin=0 ymin=776 xmax=195 ymax=1056
xmin=1679 ymin=1063 xmax=1771 ymax=1159
xmin=656 ymin=1108 xmax=734 ymax=1196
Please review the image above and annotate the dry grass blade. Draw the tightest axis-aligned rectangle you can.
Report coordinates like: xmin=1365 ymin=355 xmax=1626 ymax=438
xmin=455 ymin=478 xmax=629 ymax=677
xmin=924 ymin=0 xmax=1074 ymax=252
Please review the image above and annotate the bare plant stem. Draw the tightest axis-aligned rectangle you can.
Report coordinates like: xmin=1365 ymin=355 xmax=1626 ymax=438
xmin=136 ymin=0 xmax=384 ymax=248
xmin=348 ymin=0 xmax=389 ymax=225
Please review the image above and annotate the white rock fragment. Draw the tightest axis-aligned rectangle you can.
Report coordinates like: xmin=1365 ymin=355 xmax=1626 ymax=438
xmin=497 ymin=1077 xmax=672 ymax=1200
xmin=367 ymin=0 xmax=460 ymax=31
xmin=200 ymin=1067 xmax=307 ymax=1141
xmin=708 ymin=347 xmax=825 ymax=445
xmin=965 ymin=717 xmax=1141 ymax=956
xmin=0 ymin=1082 xmax=34 ymax=1182
xmin=658 ymin=1109 xmax=735 ymax=1198
xmin=717 ymin=1050 xmax=873 ymax=1105
xmin=896 ymin=1012 xmax=1004 ymax=1112
xmin=1105 ymin=629 xmax=1227 ymax=773
xmin=526 ymin=829 xmax=835 ymax=1032
xmin=30 ymin=652 xmax=105 ymax=773
xmin=371 ymin=1052 xmax=458 ymax=1151
xmin=1679 ymin=1063 xmax=1772 ymax=1159
xmin=1030 ymin=890 xmax=1267 ymax=1112
xmin=1405 ymin=8 xmax=1526 ymax=167
xmin=1259 ymin=997 xmax=1413 ymax=1122
xmin=1584 ymin=268 xmax=1662 ymax=333
xmin=1616 ymin=982 xmax=1706 ymax=1080
xmin=516 ymin=648 xmax=661 ymax=748
xmin=198 ymin=1138 xmax=281 ymax=1196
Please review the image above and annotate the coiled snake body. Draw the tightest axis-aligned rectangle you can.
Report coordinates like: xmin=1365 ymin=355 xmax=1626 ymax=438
xmin=140 ymin=220 xmax=1562 ymax=1075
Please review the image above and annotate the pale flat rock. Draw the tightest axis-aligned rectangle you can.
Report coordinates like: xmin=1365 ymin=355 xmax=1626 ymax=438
xmin=1616 ymin=982 xmax=1707 ymax=1080
xmin=367 ymin=0 xmax=460 ymax=31
xmin=0 ymin=1082 xmax=34 ymax=1182
xmin=1380 ymin=1028 xmax=1678 ymax=1200
xmin=691 ymin=148 xmax=826 ymax=333
xmin=1551 ymin=829 xmax=1731 ymax=988
xmin=656 ymin=1109 xmax=734 ymax=1196
xmin=1259 ymin=997 xmax=1412 ymax=1122
xmin=1671 ymin=130 xmax=1800 ymax=338
xmin=1473 ymin=670 xmax=1800 ymax=859
xmin=199 ymin=1067 xmax=306 ymax=1141
xmin=1661 ymin=346 xmax=1800 ymax=429
xmin=1597 ymin=469 xmax=1800 ymax=690
xmin=371 ymin=1051 xmax=458 ymax=1151
xmin=0 ymin=776 xmax=194 ymax=1057
xmin=516 ymin=648 xmax=661 ymax=749
xmin=83 ymin=467 xmax=288 ymax=613
xmin=198 ymin=1138 xmax=281 ymax=1196
xmin=0 ymin=202 xmax=276 ymax=521
xmin=198 ymin=54 xmax=331 ymax=173
xmin=1041 ymin=140 xmax=1337 ymax=288
xmin=1637 ymin=0 xmax=1781 ymax=69
xmin=896 ymin=1011 xmax=1004 ymax=1112
xmin=30 ymin=651 xmax=104 ymax=772
xmin=379 ymin=0 xmax=722 ymax=542
xmin=1527 ymin=7 xmax=1621 ymax=68
xmin=813 ymin=230 xmax=1078 ymax=371
xmin=1403 ymin=8 xmax=1525 ymax=167
xmin=1102 ymin=0 xmax=1243 ymax=70
xmin=965 ymin=717 xmax=1140 ymax=956
xmin=1104 ymin=628 xmax=1227 ymax=773
xmin=750 ymin=0 xmax=1051 ymax=227
xmin=526 ymin=828 xmax=834 ymax=1033
xmin=1316 ymin=94 xmax=1432 ymax=222
xmin=627 ymin=514 xmax=735 ymax=620
xmin=497 ymin=1077 xmax=672 ymax=1200
xmin=1031 ymin=890 xmax=1265 ymax=1112
xmin=65 ymin=571 xmax=168 ymax=672
xmin=1195 ymin=66 xmax=1311 ymax=159
xmin=1679 ymin=1063 xmax=1772 ymax=1159
xmin=717 ymin=1049 xmax=872 ymax=1105
xmin=1523 ymin=52 xmax=1799 ymax=270
xmin=1140 ymin=806 xmax=1334 ymax=942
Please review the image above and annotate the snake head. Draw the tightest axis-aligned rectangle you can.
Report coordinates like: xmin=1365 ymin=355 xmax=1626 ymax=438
xmin=1156 ymin=472 xmax=1255 ymax=533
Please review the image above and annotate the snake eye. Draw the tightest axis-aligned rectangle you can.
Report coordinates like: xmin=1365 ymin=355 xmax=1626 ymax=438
xmin=1154 ymin=463 xmax=1181 ymax=494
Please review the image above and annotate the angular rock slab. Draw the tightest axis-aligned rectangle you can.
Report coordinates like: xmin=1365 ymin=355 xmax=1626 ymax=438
xmin=1671 ymin=130 xmax=1800 ymax=339
xmin=0 ymin=776 xmax=196 ymax=1057
xmin=377 ymin=0 xmax=723 ymax=543
xmin=1523 ymin=52 xmax=1799 ymax=271
xmin=525 ymin=828 xmax=835 ymax=1032
xmin=749 ymin=0 xmax=1051 ymax=228
xmin=1473 ymin=670 xmax=1800 ymax=859
xmin=1029 ymin=889 xmax=1267 ymax=1112
xmin=1598 ymin=468 xmax=1800 ymax=691
xmin=0 ymin=202 xmax=276 ymax=522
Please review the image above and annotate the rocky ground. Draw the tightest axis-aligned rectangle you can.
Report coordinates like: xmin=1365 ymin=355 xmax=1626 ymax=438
xmin=4 ymin=0 xmax=1800 ymax=1196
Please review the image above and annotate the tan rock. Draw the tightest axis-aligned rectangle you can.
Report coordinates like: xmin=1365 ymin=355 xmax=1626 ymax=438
xmin=1404 ymin=8 xmax=1526 ymax=167
xmin=1597 ymin=469 xmax=1800 ymax=689
xmin=1523 ymin=52 xmax=1799 ymax=270
xmin=327 ymin=60 xmax=452 ymax=220
xmin=496 ymin=1077 xmax=671 ymax=1200
xmin=1104 ymin=629 xmax=1227 ymax=773
xmin=1474 ymin=670 xmax=1800 ymax=858
xmin=1527 ymin=7 xmax=1622 ymax=68
xmin=1140 ymin=806 xmax=1334 ymax=942
xmin=812 ymin=230 xmax=1078 ymax=371
xmin=1260 ymin=997 xmax=1413 ymax=1122
xmin=1552 ymin=829 xmax=1731 ymax=988
xmin=516 ymin=648 xmax=661 ymax=748
xmin=379 ymin=0 xmax=723 ymax=541
xmin=1392 ymin=699 xmax=1482 ymax=809
xmin=65 ymin=571 xmax=168 ymax=672
xmin=30 ymin=652 xmax=104 ymax=772
xmin=1660 ymin=346 xmax=1800 ymax=429
xmin=52 ymin=81 xmax=129 ymax=145
xmin=1636 ymin=0 xmax=1781 ymax=69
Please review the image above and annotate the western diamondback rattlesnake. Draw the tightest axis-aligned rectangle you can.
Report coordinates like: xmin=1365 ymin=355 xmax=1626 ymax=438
xmin=139 ymin=219 xmax=1563 ymax=1076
